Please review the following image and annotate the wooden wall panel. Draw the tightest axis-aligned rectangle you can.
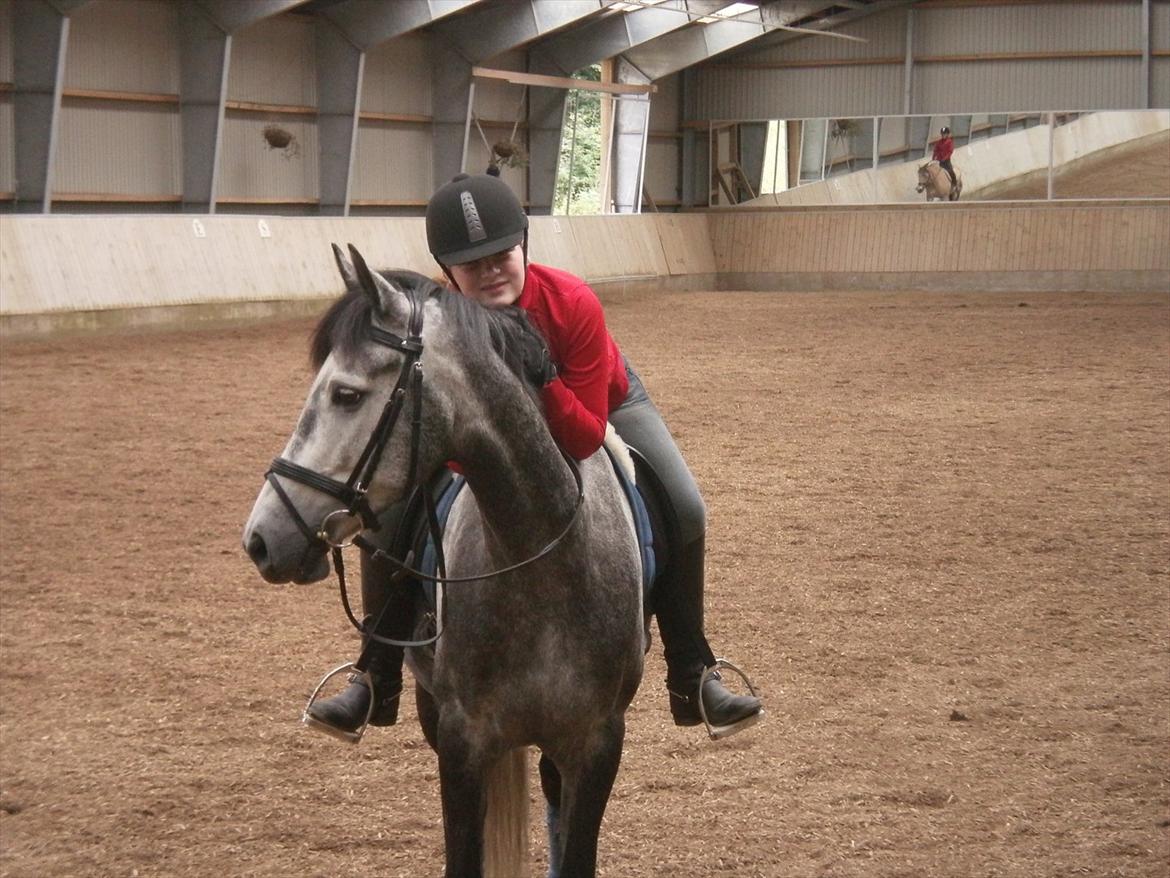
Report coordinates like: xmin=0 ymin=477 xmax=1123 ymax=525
xmin=709 ymin=202 xmax=1170 ymax=278
xmin=2 ymin=204 xmax=1166 ymax=335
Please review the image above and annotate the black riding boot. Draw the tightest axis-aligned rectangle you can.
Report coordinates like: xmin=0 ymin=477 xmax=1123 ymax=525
xmin=303 ymin=549 xmax=412 ymax=739
xmin=654 ymin=535 xmax=762 ymax=734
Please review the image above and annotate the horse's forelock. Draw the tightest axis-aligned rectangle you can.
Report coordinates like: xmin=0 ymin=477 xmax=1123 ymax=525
xmin=309 ymin=270 xmax=441 ymax=370
xmin=309 ymin=287 xmax=371 ymax=369
xmin=309 ymin=269 xmax=547 ymax=389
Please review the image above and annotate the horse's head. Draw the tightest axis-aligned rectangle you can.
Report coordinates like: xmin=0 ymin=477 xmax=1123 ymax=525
xmin=242 ymin=245 xmax=455 ymax=584
xmin=916 ymin=163 xmax=930 ymax=192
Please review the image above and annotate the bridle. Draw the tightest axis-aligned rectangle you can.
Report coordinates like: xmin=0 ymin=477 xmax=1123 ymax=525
xmin=262 ymin=286 xmax=586 ymax=648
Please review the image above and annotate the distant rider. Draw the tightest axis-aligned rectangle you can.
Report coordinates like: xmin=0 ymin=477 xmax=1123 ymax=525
xmin=932 ymin=126 xmax=958 ymax=194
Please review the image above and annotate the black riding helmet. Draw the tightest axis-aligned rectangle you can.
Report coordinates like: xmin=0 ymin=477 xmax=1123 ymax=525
xmin=426 ymin=172 xmax=528 ymax=267
xmin=941 ymin=126 xmax=951 ymax=135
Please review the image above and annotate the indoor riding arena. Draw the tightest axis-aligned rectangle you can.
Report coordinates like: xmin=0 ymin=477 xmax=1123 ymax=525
xmin=2 ymin=2 xmax=1168 ymax=878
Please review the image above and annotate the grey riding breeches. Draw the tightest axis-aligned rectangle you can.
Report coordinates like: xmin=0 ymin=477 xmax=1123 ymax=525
xmin=609 ymin=359 xmax=707 ymax=546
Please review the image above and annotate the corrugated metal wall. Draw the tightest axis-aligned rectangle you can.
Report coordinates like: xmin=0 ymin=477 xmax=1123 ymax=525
xmin=65 ymin=0 xmax=179 ymax=93
xmin=645 ymin=73 xmax=681 ymax=204
xmin=54 ymin=100 xmax=182 ymax=195
xmin=361 ymin=34 xmax=432 ymax=116
xmin=690 ymin=9 xmax=908 ymax=120
xmin=352 ymin=39 xmax=435 ymax=204
xmin=226 ymin=16 xmax=316 ymax=106
xmin=689 ymin=2 xmax=1168 ymax=121
xmin=4 ymin=1 xmax=1164 ymax=214
xmin=1154 ymin=2 xmax=1170 ymax=107
xmin=0 ymin=0 xmax=13 ymax=196
xmin=56 ymin=0 xmax=181 ymax=199
xmin=220 ymin=16 xmax=319 ymax=204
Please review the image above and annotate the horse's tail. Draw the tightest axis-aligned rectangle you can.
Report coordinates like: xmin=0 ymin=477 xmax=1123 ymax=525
xmin=484 ymin=747 xmax=530 ymax=878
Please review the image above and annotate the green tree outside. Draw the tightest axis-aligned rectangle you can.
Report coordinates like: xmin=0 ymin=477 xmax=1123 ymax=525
xmin=554 ymin=65 xmax=603 ymax=215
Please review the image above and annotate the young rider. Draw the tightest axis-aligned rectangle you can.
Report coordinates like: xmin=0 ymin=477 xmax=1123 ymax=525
xmin=304 ymin=171 xmax=764 ymax=741
xmin=932 ymin=126 xmax=958 ymax=193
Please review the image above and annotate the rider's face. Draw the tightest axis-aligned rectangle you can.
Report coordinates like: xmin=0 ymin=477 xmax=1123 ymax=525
xmin=448 ymin=245 xmax=526 ymax=308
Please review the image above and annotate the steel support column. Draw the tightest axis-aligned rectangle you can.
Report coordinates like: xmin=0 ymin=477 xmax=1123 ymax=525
xmin=316 ymin=21 xmax=363 ymax=216
xmin=178 ymin=5 xmax=231 ymax=214
xmin=12 ymin=0 xmax=70 ymax=213
xmin=611 ymin=58 xmax=651 ymax=214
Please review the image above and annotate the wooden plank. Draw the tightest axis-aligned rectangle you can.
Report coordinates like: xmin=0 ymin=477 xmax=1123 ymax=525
xmin=710 ymin=57 xmax=902 ymax=70
xmin=816 ymin=210 xmax=833 ymax=273
xmin=919 ymin=0 xmax=1130 ymax=7
xmin=359 ymin=112 xmax=432 ymax=124
xmin=867 ymin=210 xmax=886 ymax=274
xmin=62 ymin=88 xmax=179 ymax=104
xmin=918 ymin=50 xmax=1148 ymax=64
xmin=347 ymin=199 xmax=429 ymax=207
xmin=52 ymin=192 xmax=181 ymax=202
xmin=1084 ymin=208 xmax=1106 ymax=271
xmin=214 ymin=196 xmax=320 ymax=204
xmin=225 ymin=100 xmax=316 ymax=116
xmin=471 ymin=66 xmax=655 ymax=96
xmin=801 ymin=211 xmax=819 ymax=273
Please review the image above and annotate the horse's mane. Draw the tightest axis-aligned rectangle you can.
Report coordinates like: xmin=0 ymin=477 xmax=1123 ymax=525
xmin=310 ymin=269 xmax=548 ymax=391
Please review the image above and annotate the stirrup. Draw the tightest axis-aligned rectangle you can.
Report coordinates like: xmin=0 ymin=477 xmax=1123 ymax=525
xmin=301 ymin=662 xmax=375 ymax=745
xmin=699 ymin=658 xmax=765 ymax=741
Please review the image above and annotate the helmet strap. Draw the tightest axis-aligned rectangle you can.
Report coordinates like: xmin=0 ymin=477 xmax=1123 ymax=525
xmin=441 ymin=265 xmax=459 ymax=291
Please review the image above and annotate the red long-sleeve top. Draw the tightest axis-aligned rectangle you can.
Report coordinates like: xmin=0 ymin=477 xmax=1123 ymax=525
xmin=518 ymin=263 xmax=629 ymax=460
xmin=932 ymin=136 xmax=955 ymax=162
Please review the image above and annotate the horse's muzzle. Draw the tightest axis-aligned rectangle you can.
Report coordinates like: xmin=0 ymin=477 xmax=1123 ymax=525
xmin=243 ymin=528 xmax=330 ymax=584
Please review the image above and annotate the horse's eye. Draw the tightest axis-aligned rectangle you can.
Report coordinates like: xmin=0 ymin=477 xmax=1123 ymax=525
xmin=331 ymin=386 xmax=365 ymax=407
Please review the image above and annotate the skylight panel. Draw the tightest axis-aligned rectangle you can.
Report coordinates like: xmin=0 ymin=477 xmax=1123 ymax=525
xmin=714 ymin=2 xmax=758 ymax=18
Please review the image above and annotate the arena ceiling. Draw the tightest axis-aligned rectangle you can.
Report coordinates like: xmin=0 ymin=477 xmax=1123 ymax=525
xmin=249 ymin=0 xmax=913 ymax=78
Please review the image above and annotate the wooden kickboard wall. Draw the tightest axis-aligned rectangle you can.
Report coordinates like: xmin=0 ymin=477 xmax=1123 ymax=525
xmin=1 ymin=201 xmax=1164 ymax=335
xmin=707 ymin=202 xmax=1170 ymax=276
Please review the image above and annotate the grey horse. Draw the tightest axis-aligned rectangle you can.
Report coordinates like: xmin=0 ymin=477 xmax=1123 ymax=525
xmin=243 ymin=245 xmax=644 ymax=878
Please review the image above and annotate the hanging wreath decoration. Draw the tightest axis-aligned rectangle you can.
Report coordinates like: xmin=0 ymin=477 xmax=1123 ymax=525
xmin=262 ymin=123 xmax=301 ymax=159
xmin=474 ymin=86 xmax=529 ymax=173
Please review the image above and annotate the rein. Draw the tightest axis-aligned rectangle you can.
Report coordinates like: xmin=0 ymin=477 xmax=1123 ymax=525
xmin=262 ymin=288 xmax=586 ymax=649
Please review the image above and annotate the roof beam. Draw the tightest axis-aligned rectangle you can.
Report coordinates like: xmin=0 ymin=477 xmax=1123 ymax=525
xmin=319 ymin=0 xmax=484 ymax=51
xmin=432 ymin=0 xmax=610 ymax=64
xmin=194 ymin=0 xmax=310 ymax=34
xmin=532 ymin=0 xmax=731 ymax=76
xmin=619 ymin=0 xmax=836 ymax=81
xmin=746 ymin=0 xmax=917 ymax=52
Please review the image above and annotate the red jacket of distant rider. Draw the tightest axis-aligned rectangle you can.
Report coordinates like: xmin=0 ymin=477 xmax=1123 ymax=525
xmin=932 ymin=136 xmax=955 ymax=162
xmin=517 ymin=262 xmax=629 ymax=461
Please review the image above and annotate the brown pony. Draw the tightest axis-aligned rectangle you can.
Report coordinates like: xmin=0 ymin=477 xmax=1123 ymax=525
xmin=917 ymin=161 xmax=963 ymax=202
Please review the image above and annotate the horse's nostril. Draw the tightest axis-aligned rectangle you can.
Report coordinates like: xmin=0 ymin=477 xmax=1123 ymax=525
xmin=246 ymin=531 xmax=269 ymax=566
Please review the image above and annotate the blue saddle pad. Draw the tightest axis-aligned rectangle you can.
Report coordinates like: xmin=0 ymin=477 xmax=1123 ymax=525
xmin=418 ymin=453 xmax=656 ymax=605
xmin=602 ymin=445 xmax=657 ymax=599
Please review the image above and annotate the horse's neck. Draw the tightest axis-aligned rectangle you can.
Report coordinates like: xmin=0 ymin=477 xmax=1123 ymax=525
xmin=451 ymin=362 xmax=580 ymax=554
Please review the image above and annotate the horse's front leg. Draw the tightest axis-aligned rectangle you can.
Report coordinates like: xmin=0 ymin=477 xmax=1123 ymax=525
xmin=556 ymin=714 xmax=626 ymax=878
xmin=438 ymin=720 xmax=489 ymax=878
xmin=539 ymin=752 xmax=564 ymax=878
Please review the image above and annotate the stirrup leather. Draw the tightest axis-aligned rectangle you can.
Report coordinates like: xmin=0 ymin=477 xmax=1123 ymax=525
xmin=302 ymin=662 xmax=375 ymax=745
xmin=699 ymin=658 xmax=765 ymax=741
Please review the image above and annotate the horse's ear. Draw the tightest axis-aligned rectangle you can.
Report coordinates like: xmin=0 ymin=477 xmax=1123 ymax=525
xmin=346 ymin=244 xmax=411 ymax=326
xmin=331 ymin=243 xmax=360 ymax=291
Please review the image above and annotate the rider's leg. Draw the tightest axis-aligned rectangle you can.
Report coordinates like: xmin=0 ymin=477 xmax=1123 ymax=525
xmin=303 ymin=505 xmax=413 ymax=737
xmin=941 ymin=159 xmax=958 ymax=188
xmin=610 ymin=362 xmax=762 ymax=734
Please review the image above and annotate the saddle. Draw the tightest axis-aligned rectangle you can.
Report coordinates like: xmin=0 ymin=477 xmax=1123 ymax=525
xmin=400 ymin=437 xmax=668 ymax=614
